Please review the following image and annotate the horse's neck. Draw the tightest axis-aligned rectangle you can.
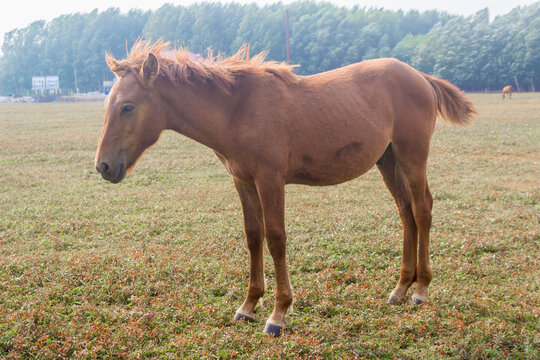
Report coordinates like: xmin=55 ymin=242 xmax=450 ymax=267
xmin=159 ymin=81 xmax=235 ymax=154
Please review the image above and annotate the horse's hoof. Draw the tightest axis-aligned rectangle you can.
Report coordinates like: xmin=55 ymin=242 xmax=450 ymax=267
xmin=263 ymin=323 xmax=284 ymax=337
xmin=233 ymin=313 xmax=254 ymax=322
xmin=411 ymin=294 xmax=428 ymax=305
xmin=411 ymin=297 xmax=423 ymax=305
xmin=387 ymin=293 xmax=406 ymax=305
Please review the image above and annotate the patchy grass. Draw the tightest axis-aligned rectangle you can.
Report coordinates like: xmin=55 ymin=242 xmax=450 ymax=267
xmin=0 ymin=94 xmax=538 ymax=359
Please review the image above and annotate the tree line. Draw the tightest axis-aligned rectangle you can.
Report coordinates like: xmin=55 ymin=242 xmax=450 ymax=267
xmin=1 ymin=1 xmax=539 ymax=95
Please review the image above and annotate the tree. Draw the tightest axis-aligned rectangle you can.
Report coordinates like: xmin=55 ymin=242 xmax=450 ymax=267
xmin=1 ymin=1 xmax=540 ymax=94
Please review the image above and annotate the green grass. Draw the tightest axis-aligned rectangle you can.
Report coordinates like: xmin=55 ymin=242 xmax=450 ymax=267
xmin=0 ymin=94 xmax=538 ymax=359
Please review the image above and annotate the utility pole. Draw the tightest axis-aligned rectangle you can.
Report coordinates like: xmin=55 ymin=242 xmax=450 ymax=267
xmin=73 ymin=65 xmax=79 ymax=94
xmin=286 ymin=10 xmax=290 ymax=64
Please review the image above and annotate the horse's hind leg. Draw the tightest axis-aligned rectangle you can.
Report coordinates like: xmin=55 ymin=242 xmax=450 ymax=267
xmin=377 ymin=146 xmax=418 ymax=304
xmin=392 ymin=145 xmax=434 ymax=304
xmin=407 ymin=175 xmax=433 ymax=304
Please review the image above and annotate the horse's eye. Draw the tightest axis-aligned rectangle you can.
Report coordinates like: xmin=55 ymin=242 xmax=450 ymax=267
xmin=121 ymin=104 xmax=135 ymax=114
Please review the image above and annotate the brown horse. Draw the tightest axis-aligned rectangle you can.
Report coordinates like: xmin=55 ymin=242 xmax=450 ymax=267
xmin=95 ymin=41 xmax=476 ymax=337
xmin=502 ymin=85 xmax=513 ymax=99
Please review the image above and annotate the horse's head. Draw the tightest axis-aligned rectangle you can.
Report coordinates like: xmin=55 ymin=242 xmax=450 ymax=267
xmin=95 ymin=52 xmax=166 ymax=183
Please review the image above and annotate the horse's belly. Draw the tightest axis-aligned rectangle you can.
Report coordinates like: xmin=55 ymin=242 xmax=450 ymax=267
xmin=285 ymin=153 xmax=377 ymax=186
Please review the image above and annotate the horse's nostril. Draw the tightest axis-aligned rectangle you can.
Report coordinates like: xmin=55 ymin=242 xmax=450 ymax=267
xmin=98 ymin=162 xmax=109 ymax=175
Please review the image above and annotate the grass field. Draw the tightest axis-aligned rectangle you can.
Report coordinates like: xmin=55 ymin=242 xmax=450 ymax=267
xmin=0 ymin=93 xmax=538 ymax=359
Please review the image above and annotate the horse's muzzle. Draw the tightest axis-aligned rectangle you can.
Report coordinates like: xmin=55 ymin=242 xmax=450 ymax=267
xmin=96 ymin=161 xmax=126 ymax=183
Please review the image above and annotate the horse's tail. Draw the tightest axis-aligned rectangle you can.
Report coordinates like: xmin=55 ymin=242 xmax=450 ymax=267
xmin=423 ymin=73 xmax=477 ymax=126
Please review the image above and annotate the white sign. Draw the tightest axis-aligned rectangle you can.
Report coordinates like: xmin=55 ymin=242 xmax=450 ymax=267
xmin=46 ymin=76 xmax=59 ymax=90
xmin=32 ymin=76 xmax=59 ymax=91
xmin=32 ymin=76 xmax=45 ymax=90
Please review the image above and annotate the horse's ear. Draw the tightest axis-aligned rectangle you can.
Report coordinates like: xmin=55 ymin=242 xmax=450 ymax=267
xmin=106 ymin=53 xmax=128 ymax=77
xmin=141 ymin=52 xmax=159 ymax=83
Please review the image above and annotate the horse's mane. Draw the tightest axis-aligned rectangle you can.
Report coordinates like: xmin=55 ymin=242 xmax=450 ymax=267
xmin=106 ymin=40 xmax=298 ymax=92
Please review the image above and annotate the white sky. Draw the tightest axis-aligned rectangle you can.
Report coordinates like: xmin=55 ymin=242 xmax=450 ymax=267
xmin=1 ymin=0 xmax=537 ymax=45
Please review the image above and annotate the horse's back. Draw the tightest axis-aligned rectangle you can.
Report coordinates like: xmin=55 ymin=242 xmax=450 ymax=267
xmin=292 ymin=58 xmax=438 ymax=141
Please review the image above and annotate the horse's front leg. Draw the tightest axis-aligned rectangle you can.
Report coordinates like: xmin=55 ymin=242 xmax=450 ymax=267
xmin=233 ymin=178 xmax=265 ymax=322
xmin=234 ymin=179 xmax=264 ymax=321
xmin=255 ymin=173 xmax=293 ymax=337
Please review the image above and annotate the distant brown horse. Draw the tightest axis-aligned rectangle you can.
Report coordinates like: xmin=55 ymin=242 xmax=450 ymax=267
xmin=95 ymin=41 xmax=476 ymax=337
xmin=502 ymin=85 xmax=513 ymax=99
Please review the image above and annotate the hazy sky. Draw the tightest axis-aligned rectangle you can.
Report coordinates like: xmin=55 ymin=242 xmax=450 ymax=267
xmin=1 ymin=0 xmax=537 ymax=44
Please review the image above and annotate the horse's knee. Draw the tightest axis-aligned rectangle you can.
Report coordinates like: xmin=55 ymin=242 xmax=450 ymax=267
xmin=245 ymin=230 xmax=263 ymax=249
xmin=265 ymin=230 xmax=287 ymax=258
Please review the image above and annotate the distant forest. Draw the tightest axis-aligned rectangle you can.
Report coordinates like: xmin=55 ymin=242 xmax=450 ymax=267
xmin=1 ymin=1 xmax=539 ymax=95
